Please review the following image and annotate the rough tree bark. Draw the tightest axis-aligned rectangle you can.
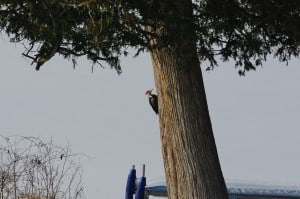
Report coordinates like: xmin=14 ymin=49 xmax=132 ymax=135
xmin=148 ymin=0 xmax=229 ymax=198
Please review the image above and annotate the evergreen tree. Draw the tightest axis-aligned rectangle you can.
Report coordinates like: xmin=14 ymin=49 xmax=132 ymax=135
xmin=1 ymin=1 xmax=300 ymax=198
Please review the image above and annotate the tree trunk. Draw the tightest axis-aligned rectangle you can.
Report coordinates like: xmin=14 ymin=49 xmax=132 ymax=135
xmin=150 ymin=37 xmax=229 ymax=199
xmin=148 ymin=1 xmax=229 ymax=198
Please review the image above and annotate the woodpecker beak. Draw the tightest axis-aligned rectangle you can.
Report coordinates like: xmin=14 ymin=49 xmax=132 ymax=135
xmin=145 ymin=89 xmax=153 ymax=95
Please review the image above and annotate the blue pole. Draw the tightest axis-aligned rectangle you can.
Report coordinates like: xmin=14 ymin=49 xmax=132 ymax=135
xmin=125 ymin=165 xmax=136 ymax=199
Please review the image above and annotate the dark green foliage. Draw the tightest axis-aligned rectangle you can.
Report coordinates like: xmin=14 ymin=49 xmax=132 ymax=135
xmin=194 ymin=0 xmax=300 ymax=74
xmin=1 ymin=0 xmax=300 ymax=73
xmin=0 ymin=0 xmax=148 ymax=72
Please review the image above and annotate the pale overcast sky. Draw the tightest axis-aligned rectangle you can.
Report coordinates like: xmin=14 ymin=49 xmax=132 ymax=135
xmin=0 ymin=37 xmax=300 ymax=199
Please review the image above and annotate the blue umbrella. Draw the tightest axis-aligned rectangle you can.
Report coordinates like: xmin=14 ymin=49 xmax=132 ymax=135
xmin=135 ymin=165 xmax=146 ymax=199
xmin=125 ymin=165 xmax=136 ymax=199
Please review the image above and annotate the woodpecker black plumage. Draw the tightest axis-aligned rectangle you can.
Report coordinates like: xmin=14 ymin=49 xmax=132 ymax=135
xmin=145 ymin=90 xmax=158 ymax=114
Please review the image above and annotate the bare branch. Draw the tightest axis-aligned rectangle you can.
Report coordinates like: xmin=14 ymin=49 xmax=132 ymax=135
xmin=0 ymin=136 xmax=86 ymax=199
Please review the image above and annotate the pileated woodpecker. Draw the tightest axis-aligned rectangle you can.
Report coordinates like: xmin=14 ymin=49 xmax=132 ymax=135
xmin=145 ymin=89 xmax=158 ymax=114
